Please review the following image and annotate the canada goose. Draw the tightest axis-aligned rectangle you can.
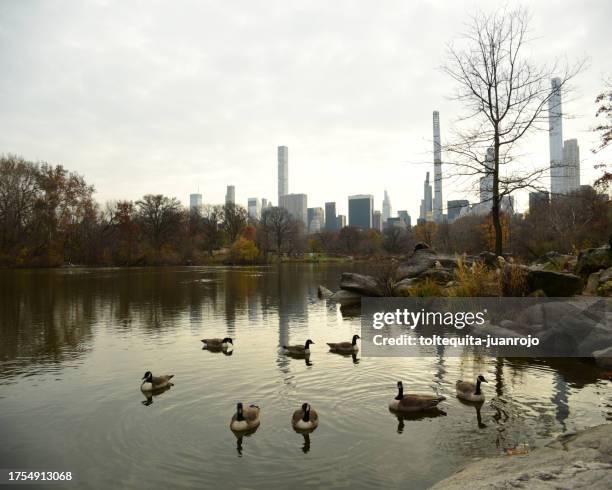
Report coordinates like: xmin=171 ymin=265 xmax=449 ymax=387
xmin=388 ymin=381 xmax=446 ymax=413
xmin=327 ymin=335 xmax=360 ymax=354
xmin=456 ymin=375 xmax=487 ymax=402
xmin=140 ymin=371 xmax=174 ymax=392
xmin=201 ymin=337 xmax=233 ymax=350
xmin=230 ymin=402 xmax=261 ymax=432
xmin=282 ymin=339 xmax=314 ymax=356
xmin=292 ymin=403 xmax=319 ymax=431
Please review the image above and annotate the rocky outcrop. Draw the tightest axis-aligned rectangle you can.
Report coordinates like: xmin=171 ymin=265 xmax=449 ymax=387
xmin=526 ymin=269 xmax=583 ymax=297
xmin=432 ymin=424 xmax=612 ymax=490
xmin=585 ymin=267 xmax=612 ymax=297
xmin=329 ymin=289 xmax=362 ymax=306
xmin=576 ymin=245 xmax=612 ymax=276
xmin=339 ymin=272 xmax=385 ymax=297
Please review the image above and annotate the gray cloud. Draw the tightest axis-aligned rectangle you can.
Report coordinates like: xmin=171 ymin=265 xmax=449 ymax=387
xmin=0 ymin=0 xmax=610 ymax=218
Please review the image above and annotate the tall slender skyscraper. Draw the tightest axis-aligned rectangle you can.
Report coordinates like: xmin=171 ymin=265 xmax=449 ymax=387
xmin=325 ymin=202 xmax=337 ymax=230
xmin=549 ymin=78 xmax=564 ymax=196
xmin=419 ymin=172 xmax=433 ymax=221
xmin=189 ymin=193 xmax=202 ymax=211
xmin=382 ymin=190 xmax=392 ymax=222
xmin=479 ymin=147 xmax=495 ymax=207
xmin=278 ymin=146 xmax=288 ymax=205
xmin=432 ymin=111 xmax=443 ymax=223
xmin=225 ymin=185 xmax=235 ymax=205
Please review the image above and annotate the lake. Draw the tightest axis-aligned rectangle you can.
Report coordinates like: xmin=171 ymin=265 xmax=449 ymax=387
xmin=0 ymin=265 xmax=610 ymax=489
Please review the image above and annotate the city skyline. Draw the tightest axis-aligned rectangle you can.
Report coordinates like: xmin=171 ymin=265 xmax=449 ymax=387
xmin=0 ymin=1 xmax=609 ymax=220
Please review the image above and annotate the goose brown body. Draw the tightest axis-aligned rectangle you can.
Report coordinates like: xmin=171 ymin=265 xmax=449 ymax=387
xmin=140 ymin=371 xmax=174 ymax=392
xmin=292 ymin=403 xmax=319 ymax=431
xmin=389 ymin=381 xmax=445 ymax=413
xmin=327 ymin=335 xmax=360 ymax=354
xmin=230 ymin=403 xmax=261 ymax=432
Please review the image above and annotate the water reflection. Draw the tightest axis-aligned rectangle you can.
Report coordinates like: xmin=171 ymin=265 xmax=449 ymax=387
xmin=457 ymin=399 xmax=487 ymax=429
xmin=0 ymin=266 xmax=610 ymax=490
xmin=141 ymin=385 xmax=173 ymax=406
xmin=392 ymin=409 xmax=447 ymax=434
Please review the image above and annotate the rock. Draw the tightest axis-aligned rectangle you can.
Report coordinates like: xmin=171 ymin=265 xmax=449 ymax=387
xmin=329 ymin=289 xmax=362 ymax=306
xmin=392 ymin=277 xmax=416 ymax=296
xmin=339 ymin=272 xmax=384 ymax=296
xmin=431 ymin=424 xmax=612 ymax=489
xmin=417 ymin=268 xmax=454 ymax=284
xmin=396 ymin=250 xmax=437 ymax=280
xmin=593 ymin=346 xmax=612 ymax=369
xmin=317 ymin=285 xmax=333 ymax=299
xmin=585 ymin=271 xmax=602 ymax=295
xmin=526 ymin=268 xmax=583 ymax=297
xmin=576 ymin=245 xmax=612 ymax=276
xmin=535 ymin=251 xmax=577 ymax=272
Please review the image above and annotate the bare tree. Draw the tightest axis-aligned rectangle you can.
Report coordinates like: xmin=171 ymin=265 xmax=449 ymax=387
xmin=258 ymin=206 xmax=297 ymax=256
xmin=223 ymin=202 xmax=247 ymax=244
xmin=135 ymin=194 xmax=183 ymax=251
xmin=593 ymin=80 xmax=611 ymax=193
xmin=442 ymin=7 xmax=584 ymax=255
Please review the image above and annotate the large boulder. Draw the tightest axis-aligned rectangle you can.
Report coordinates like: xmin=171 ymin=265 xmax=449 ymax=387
xmin=526 ymin=268 xmax=583 ymax=297
xmin=396 ymin=249 xmax=437 ymax=280
xmin=339 ymin=272 xmax=384 ymax=296
xmin=431 ymin=424 xmax=612 ymax=490
xmin=593 ymin=346 xmax=612 ymax=369
xmin=576 ymin=245 xmax=612 ymax=276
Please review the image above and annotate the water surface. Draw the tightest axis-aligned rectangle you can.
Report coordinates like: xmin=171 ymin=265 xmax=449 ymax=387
xmin=0 ymin=266 xmax=610 ymax=489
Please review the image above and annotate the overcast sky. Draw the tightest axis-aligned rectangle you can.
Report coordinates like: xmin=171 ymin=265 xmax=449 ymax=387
xmin=0 ymin=0 xmax=610 ymax=218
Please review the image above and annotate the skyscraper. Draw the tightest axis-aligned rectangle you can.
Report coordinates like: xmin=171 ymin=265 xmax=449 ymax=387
xmin=382 ymin=190 xmax=392 ymax=222
xmin=248 ymin=198 xmax=261 ymax=220
xmin=336 ymin=215 xmax=346 ymax=229
xmin=279 ymin=193 xmax=307 ymax=226
xmin=419 ymin=172 xmax=433 ymax=221
xmin=372 ymin=210 xmax=383 ymax=232
xmin=397 ymin=210 xmax=411 ymax=228
xmin=563 ymin=138 xmax=580 ymax=192
xmin=433 ymin=110 xmax=443 ymax=223
xmin=447 ymin=200 xmax=469 ymax=222
xmin=348 ymin=194 xmax=374 ymax=229
xmin=549 ymin=78 xmax=564 ymax=196
xmin=325 ymin=202 xmax=337 ymax=230
xmin=261 ymin=198 xmax=269 ymax=209
xmin=225 ymin=185 xmax=235 ymax=205
xmin=480 ymin=148 xmax=495 ymax=207
xmin=278 ymin=145 xmax=288 ymax=204
xmin=307 ymin=207 xmax=324 ymax=233
xmin=189 ymin=193 xmax=202 ymax=212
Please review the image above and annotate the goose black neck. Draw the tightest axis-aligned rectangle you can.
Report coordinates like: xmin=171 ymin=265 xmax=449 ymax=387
xmin=302 ymin=408 xmax=310 ymax=422
xmin=236 ymin=407 xmax=244 ymax=421
xmin=395 ymin=386 xmax=404 ymax=400
xmin=475 ymin=378 xmax=482 ymax=395
xmin=352 ymin=336 xmax=357 ymax=346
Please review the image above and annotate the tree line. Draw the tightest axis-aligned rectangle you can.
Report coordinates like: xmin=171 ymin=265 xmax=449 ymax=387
xmin=0 ymin=154 xmax=609 ymax=267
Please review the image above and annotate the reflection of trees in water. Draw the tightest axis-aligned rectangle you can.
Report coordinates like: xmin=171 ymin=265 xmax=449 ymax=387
xmin=0 ymin=271 xmax=95 ymax=377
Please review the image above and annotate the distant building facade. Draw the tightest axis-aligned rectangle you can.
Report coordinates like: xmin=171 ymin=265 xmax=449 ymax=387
xmin=307 ymin=207 xmax=324 ymax=233
xmin=336 ymin=215 xmax=346 ymax=229
xmin=189 ymin=193 xmax=202 ymax=212
xmin=372 ymin=210 xmax=383 ymax=232
xmin=280 ymin=193 xmax=307 ymax=226
xmin=397 ymin=210 xmax=411 ymax=228
xmin=447 ymin=200 xmax=469 ymax=222
xmin=348 ymin=194 xmax=374 ymax=229
xmin=278 ymin=146 xmax=288 ymax=204
xmin=419 ymin=172 xmax=433 ymax=221
xmin=225 ymin=185 xmax=235 ymax=205
xmin=382 ymin=190 xmax=392 ymax=223
xmin=248 ymin=198 xmax=261 ymax=220
xmin=325 ymin=202 xmax=337 ymax=230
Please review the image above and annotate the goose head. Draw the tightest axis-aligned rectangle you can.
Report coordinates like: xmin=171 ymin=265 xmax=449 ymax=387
xmin=395 ymin=381 xmax=404 ymax=400
xmin=352 ymin=334 xmax=361 ymax=345
xmin=142 ymin=371 xmax=153 ymax=382
xmin=304 ymin=339 xmax=315 ymax=348
xmin=222 ymin=337 xmax=233 ymax=345
xmin=477 ymin=374 xmax=487 ymax=383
